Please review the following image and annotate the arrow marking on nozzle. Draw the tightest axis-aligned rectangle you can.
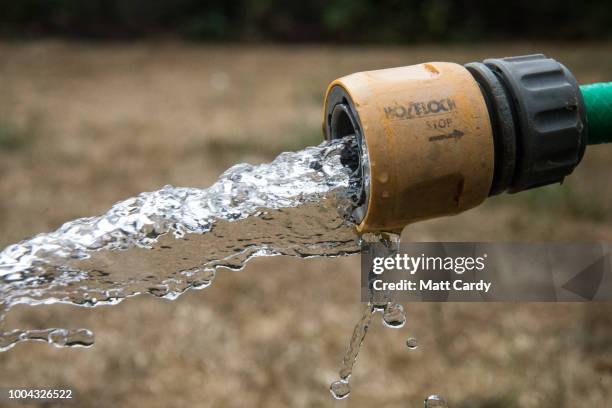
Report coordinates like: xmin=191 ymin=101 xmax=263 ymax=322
xmin=428 ymin=129 xmax=464 ymax=142
xmin=561 ymin=254 xmax=609 ymax=300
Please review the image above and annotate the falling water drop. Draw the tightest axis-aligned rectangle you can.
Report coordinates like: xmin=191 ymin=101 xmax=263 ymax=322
xmin=329 ymin=379 xmax=351 ymax=400
xmin=382 ymin=302 xmax=406 ymax=328
xmin=406 ymin=337 xmax=418 ymax=350
xmin=424 ymin=395 xmax=447 ymax=407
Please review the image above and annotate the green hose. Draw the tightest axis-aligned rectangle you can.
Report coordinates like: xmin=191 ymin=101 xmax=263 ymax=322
xmin=580 ymin=82 xmax=612 ymax=145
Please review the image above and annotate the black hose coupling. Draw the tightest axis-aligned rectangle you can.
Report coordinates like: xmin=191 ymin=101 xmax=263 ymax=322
xmin=466 ymin=54 xmax=587 ymax=195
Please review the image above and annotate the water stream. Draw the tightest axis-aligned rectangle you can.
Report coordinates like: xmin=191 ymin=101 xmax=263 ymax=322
xmin=0 ymin=138 xmax=360 ymax=350
xmin=0 ymin=137 xmax=440 ymax=404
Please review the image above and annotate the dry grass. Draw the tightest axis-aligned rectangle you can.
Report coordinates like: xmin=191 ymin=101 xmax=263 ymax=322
xmin=0 ymin=41 xmax=611 ymax=407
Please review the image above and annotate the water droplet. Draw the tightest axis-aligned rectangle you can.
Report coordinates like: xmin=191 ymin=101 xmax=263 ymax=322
xmin=330 ymin=379 xmax=351 ymax=400
xmin=424 ymin=395 xmax=447 ymax=407
xmin=406 ymin=337 xmax=418 ymax=350
xmin=382 ymin=302 xmax=406 ymax=328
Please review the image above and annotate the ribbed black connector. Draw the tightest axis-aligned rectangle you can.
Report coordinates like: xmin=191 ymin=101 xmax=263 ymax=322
xmin=466 ymin=54 xmax=587 ymax=195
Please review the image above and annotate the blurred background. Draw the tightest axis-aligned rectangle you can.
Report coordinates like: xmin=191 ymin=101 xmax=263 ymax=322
xmin=0 ymin=1 xmax=611 ymax=407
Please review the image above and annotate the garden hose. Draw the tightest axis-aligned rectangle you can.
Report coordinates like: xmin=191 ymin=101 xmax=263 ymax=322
xmin=581 ymin=82 xmax=612 ymax=145
xmin=323 ymin=54 xmax=612 ymax=233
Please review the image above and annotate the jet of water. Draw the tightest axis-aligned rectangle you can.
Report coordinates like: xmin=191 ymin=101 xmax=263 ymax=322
xmin=0 ymin=138 xmax=360 ymax=350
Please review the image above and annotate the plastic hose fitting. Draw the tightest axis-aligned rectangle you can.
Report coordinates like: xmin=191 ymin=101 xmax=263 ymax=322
xmin=324 ymin=54 xmax=588 ymax=233
xmin=466 ymin=54 xmax=587 ymax=194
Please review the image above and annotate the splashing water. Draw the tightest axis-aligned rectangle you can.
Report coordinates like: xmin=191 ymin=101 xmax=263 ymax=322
xmin=0 ymin=138 xmax=361 ymax=351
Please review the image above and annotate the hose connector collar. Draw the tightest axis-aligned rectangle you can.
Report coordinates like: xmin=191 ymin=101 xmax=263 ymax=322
xmin=483 ymin=54 xmax=587 ymax=193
